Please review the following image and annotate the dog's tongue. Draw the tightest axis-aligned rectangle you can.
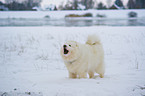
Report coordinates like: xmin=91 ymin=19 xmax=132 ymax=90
xmin=64 ymin=48 xmax=69 ymax=54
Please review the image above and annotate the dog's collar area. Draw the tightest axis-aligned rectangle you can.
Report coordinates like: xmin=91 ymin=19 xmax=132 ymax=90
xmin=66 ymin=55 xmax=81 ymax=65
xmin=67 ymin=59 xmax=77 ymax=64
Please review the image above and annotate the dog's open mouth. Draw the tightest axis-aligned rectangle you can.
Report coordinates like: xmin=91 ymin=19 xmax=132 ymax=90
xmin=64 ymin=48 xmax=69 ymax=54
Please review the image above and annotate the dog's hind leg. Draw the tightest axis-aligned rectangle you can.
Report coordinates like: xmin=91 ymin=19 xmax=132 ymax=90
xmin=95 ymin=63 xmax=105 ymax=78
xmin=99 ymin=73 xmax=104 ymax=78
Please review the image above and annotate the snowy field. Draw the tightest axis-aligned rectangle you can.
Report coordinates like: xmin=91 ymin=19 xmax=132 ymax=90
xmin=0 ymin=26 xmax=145 ymax=96
xmin=0 ymin=9 xmax=145 ymax=19
xmin=1 ymin=10 xmax=145 ymax=27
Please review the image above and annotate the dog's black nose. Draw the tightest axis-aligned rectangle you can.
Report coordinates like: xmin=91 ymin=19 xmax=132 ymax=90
xmin=63 ymin=45 xmax=67 ymax=48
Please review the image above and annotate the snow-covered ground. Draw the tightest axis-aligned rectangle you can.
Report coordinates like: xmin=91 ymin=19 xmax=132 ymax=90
xmin=1 ymin=10 xmax=145 ymax=27
xmin=0 ymin=26 xmax=145 ymax=96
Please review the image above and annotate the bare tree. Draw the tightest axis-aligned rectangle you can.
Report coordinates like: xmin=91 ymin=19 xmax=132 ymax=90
xmin=97 ymin=2 xmax=107 ymax=9
xmin=60 ymin=0 xmax=95 ymax=10
xmin=5 ymin=0 xmax=42 ymax=10
xmin=73 ymin=0 xmax=79 ymax=10
xmin=127 ymin=0 xmax=135 ymax=9
xmin=135 ymin=0 xmax=145 ymax=9
xmin=115 ymin=0 xmax=124 ymax=8
xmin=5 ymin=0 xmax=15 ymax=4
xmin=81 ymin=0 xmax=95 ymax=9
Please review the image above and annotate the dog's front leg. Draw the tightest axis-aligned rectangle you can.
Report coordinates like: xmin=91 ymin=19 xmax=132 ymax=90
xmin=78 ymin=72 xmax=87 ymax=78
xmin=69 ymin=72 xmax=77 ymax=78
xmin=88 ymin=71 xmax=94 ymax=78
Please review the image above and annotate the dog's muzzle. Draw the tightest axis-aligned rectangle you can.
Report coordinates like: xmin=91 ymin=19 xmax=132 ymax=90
xmin=63 ymin=45 xmax=69 ymax=54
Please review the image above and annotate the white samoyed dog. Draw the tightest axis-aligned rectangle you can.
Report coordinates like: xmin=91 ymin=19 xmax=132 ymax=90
xmin=60 ymin=35 xmax=105 ymax=79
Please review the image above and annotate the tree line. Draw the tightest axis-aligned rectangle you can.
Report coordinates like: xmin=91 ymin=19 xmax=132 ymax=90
xmin=127 ymin=0 xmax=145 ymax=9
xmin=0 ymin=0 xmax=41 ymax=11
xmin=59 ymin=0 xmax=145 ymax=10
xmin=0 ymin=0 xmax=145 ymax=11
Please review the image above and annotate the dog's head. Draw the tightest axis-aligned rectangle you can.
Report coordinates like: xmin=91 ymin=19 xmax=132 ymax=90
xmin=60 ymin=41 xmax=80 ymax=62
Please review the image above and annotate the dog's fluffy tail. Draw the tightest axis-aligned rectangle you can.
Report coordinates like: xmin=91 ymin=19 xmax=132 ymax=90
xmin=86 ymin=35 xmax=101 ymax=45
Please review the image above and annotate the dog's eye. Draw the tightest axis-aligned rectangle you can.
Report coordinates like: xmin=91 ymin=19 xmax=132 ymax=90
xmin=69 ymin=45 xmax=71 ymax=47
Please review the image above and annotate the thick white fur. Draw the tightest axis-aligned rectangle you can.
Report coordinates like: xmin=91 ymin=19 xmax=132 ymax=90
xmin=60 ymin=35 xmax=105 ymax=78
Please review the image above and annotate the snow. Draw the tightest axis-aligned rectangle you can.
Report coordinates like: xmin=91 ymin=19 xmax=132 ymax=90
xmin=78 ymin=4 xmax=86 ymax=10
xmin=0 ymin=26 xmax=145 ymax=96
xmin=0 ymin=9 xmax=145 ymax=19
xmin=113 ymin=3 xmax=124 ymax=9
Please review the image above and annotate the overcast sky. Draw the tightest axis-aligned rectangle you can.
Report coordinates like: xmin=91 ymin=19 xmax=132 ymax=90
xmin=0 ymin=0 xmax=128 ymax=7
